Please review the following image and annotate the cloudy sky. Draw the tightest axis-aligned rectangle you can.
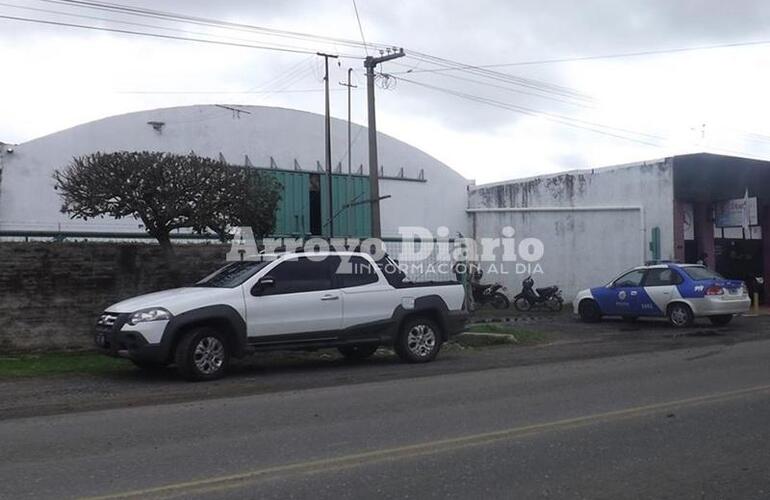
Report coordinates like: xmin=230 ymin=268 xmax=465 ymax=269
xmin=2 ymin=0 xmax=770 ymax=183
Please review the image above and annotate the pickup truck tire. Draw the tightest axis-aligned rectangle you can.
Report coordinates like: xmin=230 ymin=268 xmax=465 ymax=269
xmin=174 ymin=327 xmax=230 ymax=381
xmin=338 ymin=344 xmax=379 ymax=360
xmin=395 ymin=316 xmax=442 ymax=363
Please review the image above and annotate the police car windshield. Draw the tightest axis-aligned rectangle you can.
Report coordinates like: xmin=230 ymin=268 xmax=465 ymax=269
xmin=195 ymin=260 xmax=274 ymax=288
xmin=682 ymin=266 xmax=724 ymax=281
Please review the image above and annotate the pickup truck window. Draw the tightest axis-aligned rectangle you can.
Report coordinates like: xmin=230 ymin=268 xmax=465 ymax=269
xmin=195 ymin=261 xmax=273 ymax=288
xmin=334 ymin=256 xmax=379 ymax=288
xmin=262 ymin=257 xmax=333 ymax=295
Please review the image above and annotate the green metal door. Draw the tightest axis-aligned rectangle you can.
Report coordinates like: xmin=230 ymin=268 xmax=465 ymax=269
xmin=270 ymin=171 xmax=310 ymax=237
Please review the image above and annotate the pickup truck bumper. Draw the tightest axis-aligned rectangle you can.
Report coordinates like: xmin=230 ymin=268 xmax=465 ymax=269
xmin=94 ymin=313 xmax=169 ymax=364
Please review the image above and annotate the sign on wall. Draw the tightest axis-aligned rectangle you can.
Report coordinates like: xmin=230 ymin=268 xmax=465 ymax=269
xmin=714 ymin=196 xmax=757 ymax=227
xmin=682 ymin=202 xmax=694 ymax=240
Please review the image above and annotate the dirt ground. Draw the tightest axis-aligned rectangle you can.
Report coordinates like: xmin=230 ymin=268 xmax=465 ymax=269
xmin=2 ymin=310 xmax=768 ymax=420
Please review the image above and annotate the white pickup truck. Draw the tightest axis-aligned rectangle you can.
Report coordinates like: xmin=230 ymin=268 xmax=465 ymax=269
xmin=95 ymin=251 xmax=468 ymax=380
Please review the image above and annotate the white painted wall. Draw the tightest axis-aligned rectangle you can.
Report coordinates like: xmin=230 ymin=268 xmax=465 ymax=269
xmin=0 ymin=105 xmax=470 ymax=237
xmin=467 ymin=159 xmax=675 ymax=299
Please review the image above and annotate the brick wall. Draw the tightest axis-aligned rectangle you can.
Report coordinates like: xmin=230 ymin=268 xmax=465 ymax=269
xmin=0 ymin=242 xmax=230 ymax=353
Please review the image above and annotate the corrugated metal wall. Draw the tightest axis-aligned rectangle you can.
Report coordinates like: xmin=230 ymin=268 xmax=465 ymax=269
xmin=271 ymin=171 xmax=310 ymax=236
xmin=267 ymin=169 xmax=371 ymax=237
xmin=320 ymin=174 xmax=371 ymax=238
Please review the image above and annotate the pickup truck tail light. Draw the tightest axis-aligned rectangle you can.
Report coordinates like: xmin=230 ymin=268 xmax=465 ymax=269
xmin=705 ymin=285 xmax=724 ymax=296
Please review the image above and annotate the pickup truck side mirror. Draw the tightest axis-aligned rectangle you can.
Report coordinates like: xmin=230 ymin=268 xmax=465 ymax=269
xmin=251 ymin=276 xmax=276 ymax=296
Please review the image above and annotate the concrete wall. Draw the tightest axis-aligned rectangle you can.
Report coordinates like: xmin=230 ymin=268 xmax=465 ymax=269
xmin=0 ymin=105 xmax=470 ymax=238
xmin=0 ymin=242 xmax=229 ymax=352
xmin=467 ymin=159 xmax=675 ymax=298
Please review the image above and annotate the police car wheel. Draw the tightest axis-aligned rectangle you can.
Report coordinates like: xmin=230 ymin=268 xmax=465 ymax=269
xmin=667 ymin=303 xmax=693 ymax=328
xmin=578 ymin=300 xmax=601 ymax=323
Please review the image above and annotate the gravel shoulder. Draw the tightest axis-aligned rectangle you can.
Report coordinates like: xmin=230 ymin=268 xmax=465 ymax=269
xmin=1 ymin=313 xmax=767 ymax=420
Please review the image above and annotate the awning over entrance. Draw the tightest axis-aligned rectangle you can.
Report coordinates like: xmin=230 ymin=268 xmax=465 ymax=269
xmin=673 ymin=153 xmax=770 ymax=304
xmin=673 ymin=153 xmax=770 ymax=202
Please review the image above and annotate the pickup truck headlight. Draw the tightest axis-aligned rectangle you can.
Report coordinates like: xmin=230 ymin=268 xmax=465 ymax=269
xmin=128 ymin=307 xmax=173 ymax=325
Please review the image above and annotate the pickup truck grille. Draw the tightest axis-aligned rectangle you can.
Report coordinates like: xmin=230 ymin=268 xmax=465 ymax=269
xmin=97 ymin=313 xmax=118 ymax=328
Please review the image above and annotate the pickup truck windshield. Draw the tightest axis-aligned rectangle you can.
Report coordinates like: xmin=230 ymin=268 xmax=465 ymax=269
xmin=195 ymin=260 xmax=273 ymax=288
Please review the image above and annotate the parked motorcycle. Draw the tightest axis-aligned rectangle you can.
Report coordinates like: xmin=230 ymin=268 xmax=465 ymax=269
xmin=467 ymin=268 xmax=510 ymax=309
xmin=513 ymin=276 xmax=563 ymax=312
xmin=471 ymin=281 xmax=510 ymax=309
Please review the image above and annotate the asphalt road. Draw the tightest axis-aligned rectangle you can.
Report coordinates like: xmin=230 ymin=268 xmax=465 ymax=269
xmin=1 ymin=328 xmax=769 ymax=499
xmin=2 ymin=314 xmax=769 ymax=420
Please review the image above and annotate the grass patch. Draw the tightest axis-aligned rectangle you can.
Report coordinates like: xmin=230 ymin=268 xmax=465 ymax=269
xmin=466 ymin=323 xmax=548 ymax=345
xmin=0 ymin=352 xmax=130 ymax=379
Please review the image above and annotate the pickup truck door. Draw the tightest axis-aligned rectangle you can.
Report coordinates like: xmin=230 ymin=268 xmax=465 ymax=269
xmin=334 ymin=255 xmax=399 ymax=337
xmin=246 ymin=256 xmax=342 ymax=337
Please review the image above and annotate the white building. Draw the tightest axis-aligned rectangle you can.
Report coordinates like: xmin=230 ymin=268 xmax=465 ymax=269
xmin=0 ymin=105 xmax=471 ymax=238
xmin=468 ymin=154 xmax=770 ymax=299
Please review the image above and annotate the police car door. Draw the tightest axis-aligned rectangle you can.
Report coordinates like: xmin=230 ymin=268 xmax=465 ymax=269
xmin=603 ymin=269 xmax=646 ymax=316
xmin=640 ymin=267 xmax=681 ymax=316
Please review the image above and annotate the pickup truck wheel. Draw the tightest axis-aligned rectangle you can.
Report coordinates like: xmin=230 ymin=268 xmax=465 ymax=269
xmin=395 ymin=317 xmax=442 ymax=363
xmin=338 ymin=344 xmax=378 ymax=361
xmin=174 ymin=327 xmax=229 ymax=381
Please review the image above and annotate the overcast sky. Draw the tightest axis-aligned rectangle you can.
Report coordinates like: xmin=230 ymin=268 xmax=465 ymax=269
xmin=2 ymin=0 xmax=770 ymax=183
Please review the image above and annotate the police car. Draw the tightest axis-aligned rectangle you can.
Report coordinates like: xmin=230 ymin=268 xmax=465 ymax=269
xmin=573 ymin=263 xmax=750 ymax=327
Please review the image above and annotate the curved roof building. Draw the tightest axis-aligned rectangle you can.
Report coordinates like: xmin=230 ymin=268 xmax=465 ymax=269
xmin=0 ymin=105 xmax=471 ymax=238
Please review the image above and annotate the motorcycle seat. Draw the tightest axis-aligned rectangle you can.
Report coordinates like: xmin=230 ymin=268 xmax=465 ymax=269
xmin=536 ymin=286 xmax=556 ymax=295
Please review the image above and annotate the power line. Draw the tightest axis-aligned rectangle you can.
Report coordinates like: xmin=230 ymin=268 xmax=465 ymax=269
xmin=399 ymin=66 xmax=594 ymax=108
xmin=37 ymin=0 xmax=383 ymax=53
xmin=0 ymin=1 xmax=324 ymax=50
xmin=403 ymin=52 xmax=592 ymax=102
xmin=116 ymin=88 xmax=353 ymax=95
xmin=351 ymin=0 xmax=368 ymax=56
xmin=0 ymin=13 xmax=328 ymax=54
xmin=396 ymin=76 xmax=666 ymax=147
xmin=397 ymin=39 xmax=770 ymax=74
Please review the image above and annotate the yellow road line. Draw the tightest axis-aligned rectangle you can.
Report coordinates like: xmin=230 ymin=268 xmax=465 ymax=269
xmin=83 ymin=383 xmax=770 ymax=500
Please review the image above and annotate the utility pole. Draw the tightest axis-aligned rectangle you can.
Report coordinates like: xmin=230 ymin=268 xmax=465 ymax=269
xmin=318 ymin=52 xmax=338 ymax=237
xmin=364 ymin=48 xmax=404 ymax=238
xmin=339 ymin=68 xmax=357 ymax=236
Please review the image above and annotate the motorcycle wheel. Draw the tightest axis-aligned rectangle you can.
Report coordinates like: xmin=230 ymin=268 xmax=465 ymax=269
xmin=546 ymin=297 xmax=563 ymax=312
xmin=513 ymin=297 xmax=531 ymax=312
xmin=491 ymin=292 xmax=510 ymax=310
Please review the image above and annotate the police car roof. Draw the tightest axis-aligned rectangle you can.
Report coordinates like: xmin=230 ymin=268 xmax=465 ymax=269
xmin=633 ymin=263 xmax=705 ymax=270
